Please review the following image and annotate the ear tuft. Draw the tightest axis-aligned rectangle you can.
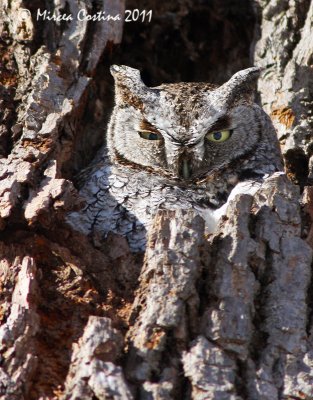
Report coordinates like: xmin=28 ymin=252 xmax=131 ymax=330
xmin=110 ymin=65 xmax=142 ymax=80
xmin=110 ymin=65 xmax=152 ymax=109
xmin=211 ymin=66 xmax=261 ymax=107
xmin=110 ymin=64 xmax=122 ymax=73
xmin=227 ymin=67 xmax=261 ymax=88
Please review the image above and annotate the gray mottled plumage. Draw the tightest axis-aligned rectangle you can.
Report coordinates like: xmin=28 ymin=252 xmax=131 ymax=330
xmin=67 ymin=65 xmax=283 ymax=251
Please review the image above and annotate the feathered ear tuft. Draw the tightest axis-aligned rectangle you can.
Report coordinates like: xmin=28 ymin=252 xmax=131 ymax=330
xmin=110 ymin=65 xmax=150 ymax=110
xmin=211 ymin=67 xmax=261 ymax=107
xmin=110 ymin=64 xmax=143 ymax=82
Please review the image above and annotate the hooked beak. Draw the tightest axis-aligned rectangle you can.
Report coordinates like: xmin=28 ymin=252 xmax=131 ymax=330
xmin=181 ymin=158 xmax=192 ymax=180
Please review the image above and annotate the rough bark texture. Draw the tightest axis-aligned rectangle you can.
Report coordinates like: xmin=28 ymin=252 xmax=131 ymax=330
xmin=253 ymin=0 xmax=313 ymax=188
xmin=0 ymin=1 xmax=312 ymax=399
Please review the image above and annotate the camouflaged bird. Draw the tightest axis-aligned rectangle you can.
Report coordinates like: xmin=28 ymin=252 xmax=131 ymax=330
xmin=67 ymin=65 xmax=283 ymax=251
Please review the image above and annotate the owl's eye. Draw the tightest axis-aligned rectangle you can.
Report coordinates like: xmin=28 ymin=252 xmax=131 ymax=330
xmin=138 ymin=131 xmax=162 ymax=140
xmin=206 ymin=129 xmax=232 ymax=143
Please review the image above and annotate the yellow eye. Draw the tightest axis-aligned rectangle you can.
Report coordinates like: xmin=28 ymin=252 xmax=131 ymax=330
xmin=138 ymin=131 xmax=162 ymax=140
xmin=206 ymin=129 xmax=232 ymax=143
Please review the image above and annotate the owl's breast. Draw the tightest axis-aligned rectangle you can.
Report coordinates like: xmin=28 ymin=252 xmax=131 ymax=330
xmin=108 ymin=164 xmax=237 ymax=215
xmin=67 ymin=159 xmax=240 ymax=252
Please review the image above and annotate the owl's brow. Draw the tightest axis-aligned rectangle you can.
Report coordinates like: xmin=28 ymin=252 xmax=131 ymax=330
xmin=139 ymin=115 xmax=231 ymax=145
xmin=139 ymin=119 xmax=160 ymax=134
xmin=140 ymin=118 xmax=181 ymax=144
xmin=167 ymin=114 xmax=232 ymax=146
xmin=207 ymin=115 xmax=231 ymax=132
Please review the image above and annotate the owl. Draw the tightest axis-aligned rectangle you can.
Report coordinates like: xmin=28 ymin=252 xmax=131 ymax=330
xmin=67 ymin=65 xmax=283 ymax=252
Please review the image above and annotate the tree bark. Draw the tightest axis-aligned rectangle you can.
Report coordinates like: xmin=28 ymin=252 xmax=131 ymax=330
xmin=0 ymin=1 xmax=312 ymax=399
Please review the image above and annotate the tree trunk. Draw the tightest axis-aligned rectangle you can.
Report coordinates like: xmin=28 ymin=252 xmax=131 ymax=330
xmin=0 ymin=1 xmax=312 ymax=399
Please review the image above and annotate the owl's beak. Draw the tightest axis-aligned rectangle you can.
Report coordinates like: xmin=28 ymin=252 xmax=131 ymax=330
xmin=181 ymin=159 xmax=192 ymax=180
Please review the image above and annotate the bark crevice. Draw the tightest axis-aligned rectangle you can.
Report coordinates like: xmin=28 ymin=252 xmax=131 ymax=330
xmin=0 ymin=0 xmax=313 ymax=399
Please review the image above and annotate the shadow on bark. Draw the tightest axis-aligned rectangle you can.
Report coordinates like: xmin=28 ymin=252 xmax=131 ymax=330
xmin=0 ymin=0 xmax=312 ymax=399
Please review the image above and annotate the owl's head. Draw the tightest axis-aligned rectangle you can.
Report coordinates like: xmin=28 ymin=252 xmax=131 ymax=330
xmin=108 ymin=65 xmax=273 ymax=182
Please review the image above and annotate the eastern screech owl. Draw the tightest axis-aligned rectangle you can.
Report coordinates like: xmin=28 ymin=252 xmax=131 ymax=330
xmin=67 ymin=65 xmax=283 ymax=251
